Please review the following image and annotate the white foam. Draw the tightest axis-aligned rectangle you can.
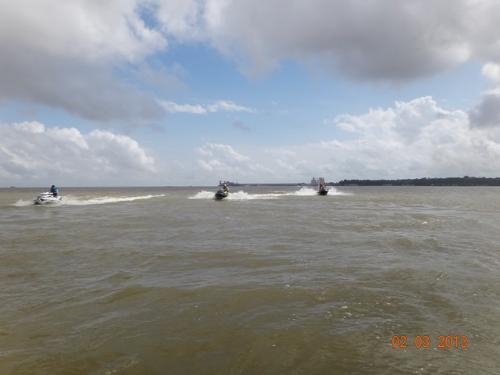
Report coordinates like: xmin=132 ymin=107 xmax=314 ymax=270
xmin=285 ymin=187 xmax=318 ymax=196
xmin=14 ymin=194 xmax=165 ymax=207
xmin=189 ymin=191 xmax=215 ymax=199
xmin=226 ymin=191 xmax=255 ymax=200
xmin=13 ymin=199 xmax=34 ymax=207
xmin=285 ymin=187 xmax=350 ymax=196
xmin=227 ymin=191 xmax=279 ymax=200
xmin=326 ymin=187 xmax=351 ymax=196
xmin=189 ymin=190 xmax=278 ymax=200
xmin=62 ymin=194 xmax=166 ymax=206
xmin=189 ymin=187 xmax=350 ymax=200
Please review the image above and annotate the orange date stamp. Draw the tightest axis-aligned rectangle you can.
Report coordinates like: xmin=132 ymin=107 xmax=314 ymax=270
xmin=391 ymin=335 xmax=468 ymax=350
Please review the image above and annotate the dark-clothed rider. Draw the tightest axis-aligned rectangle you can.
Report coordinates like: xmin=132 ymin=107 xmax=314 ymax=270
xmin=50 ymin=185 xmax=59 ymax=197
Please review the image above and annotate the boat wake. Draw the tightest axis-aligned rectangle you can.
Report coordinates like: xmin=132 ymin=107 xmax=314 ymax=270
xmin=13 ymin=200 xmax=35 ymax=207
xmin=189 ymin=187 xmax=350 ymax=200
xmin=280 ymin=187 xmax=350 ymax=196
xmin=189 ymin=190 xmax=279 ymax=200
xmin=285 ymin=187 xmax=318 ymax=196
xmin=326 ymin=188 xmax=351 ymax=196
xmin=286 ymin=187 xmax=350 ymax=196
xmin=14 ymin=194 xmax=166 ymax=207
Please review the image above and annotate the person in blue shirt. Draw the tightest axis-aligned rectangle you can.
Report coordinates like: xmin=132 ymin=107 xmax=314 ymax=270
xmin=50 ymin=185 xmax=59 ymax=197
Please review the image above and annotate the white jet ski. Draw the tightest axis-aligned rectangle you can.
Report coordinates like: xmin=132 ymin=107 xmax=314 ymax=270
xmin=33 ymin=192 xmax=62 ymax=205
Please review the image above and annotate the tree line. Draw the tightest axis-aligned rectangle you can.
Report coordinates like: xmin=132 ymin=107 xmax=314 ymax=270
xmin=332 ymin=177 xmax=500 ymax=186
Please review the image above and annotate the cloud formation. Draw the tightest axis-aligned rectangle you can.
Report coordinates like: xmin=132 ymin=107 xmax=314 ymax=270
xmin=0 ymin=0 xmax=167 ymax=123
xmin=482 ymin=63 xmax=500 ymax=83
xmin=3 ymin=0 xmax=500 ymax=123
xmin=469 ymin=63 xmax=500 ymax=128
xmin=469 ymin=91 xmax=500 ymax=128
xmin=197 ymin=143 xmax=271 ymax=180
xmin=0 ymin=122 xmax=156 ymax=185
xmin=157 ymin=0 xmax=500 ymax=81
xmin=160 ymin=100 xmax=254 ymax=114
xmin=287 ymin=97 xmax=500 ymax=179
xmin=196 ymin=97 xmax=500 ymax=182
xmin=4 ymin=97 xmax=500 ymax=186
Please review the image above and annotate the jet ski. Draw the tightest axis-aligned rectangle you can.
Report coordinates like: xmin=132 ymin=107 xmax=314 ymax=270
xmin=214 ymin=189 xmax=229 ymax=200
xmin=34 ymin=192 xmax=62 ymax=205
xmin=317 ymin=177 xmax=329 ymax=196
xmin=318 ymin=187 xmax=329 ymax=196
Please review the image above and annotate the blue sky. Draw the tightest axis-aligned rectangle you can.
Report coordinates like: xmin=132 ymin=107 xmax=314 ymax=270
xmin=1 ymin=1 xmax=500 ymax=186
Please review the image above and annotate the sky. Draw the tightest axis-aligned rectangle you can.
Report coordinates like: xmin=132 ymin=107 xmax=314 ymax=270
xmin=1 ymin=0 xmax=500 ymax=186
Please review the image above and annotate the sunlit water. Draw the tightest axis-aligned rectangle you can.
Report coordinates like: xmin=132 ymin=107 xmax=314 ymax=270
xmin=1 ymin=186 xmax=499 ymax=374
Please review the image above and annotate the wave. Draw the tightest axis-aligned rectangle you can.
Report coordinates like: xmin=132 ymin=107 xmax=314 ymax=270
xmin=283 ymin=187 xmax=350 ymax=196
xmin=228 ymin=191 xmax=281 ymax=200
xmin=189 ymin=187 xmax=350 ymax=200
xmin=327 ymin=188 xmax=352 ymax=196
xmin=13 ymin=199 xmax=33 ymax=207
xmin=189 ymin=190 xmax=279 ymax=200
xmin=285 ymin=187 xmax=318 ymax=196
xmin=189 ymin=191 xmax=216 ymax=200
xmin=62 ymin=194 xmax=166 ymax=206
xmin=13 ymin=194 xmax=166 ymax=207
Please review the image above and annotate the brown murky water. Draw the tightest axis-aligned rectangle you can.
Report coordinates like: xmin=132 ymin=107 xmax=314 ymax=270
xmin=1 ymin=186 xmax=499 ymax=374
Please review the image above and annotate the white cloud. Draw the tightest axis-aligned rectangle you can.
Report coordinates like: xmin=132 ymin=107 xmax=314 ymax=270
xmin=0 ymin=0 xmax=168 ymax=122
xmin=0 ymin=122 xmax=156 ymax=186
xmin=0 ymin=1 xmax=165 ymax=64
xmin=207 ymin=100 xmax=254 ymax=113
xmin=4 ymin=97 xmax=499 ymax=187
xmin=194 ymin=97 xmax=500 ymax=182
xmin=154 ymin=0 xmax=500 ymax=81
xmin=155 ymin=0 xmax=202 ymax=39
xmin=306 ymin=97 xmax=500 ymax=179
xmin=196 ymin=143 xmax=271 ymax=180
xmin=197 ymin=0 xmax=474 ymax=79
xmin=160 ymin=100 xmax=254 ymax=114
xmin=3 ymin=0 xmax=500 ymax=123
xmin=482 ymin=63 xmax=500 ymax=83
xmin=161 ymin=101 xmax=208 ymax=114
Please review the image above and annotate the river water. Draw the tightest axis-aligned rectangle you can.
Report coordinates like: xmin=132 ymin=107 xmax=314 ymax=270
xmin=0 ymin=186 xmax=499 ymax=374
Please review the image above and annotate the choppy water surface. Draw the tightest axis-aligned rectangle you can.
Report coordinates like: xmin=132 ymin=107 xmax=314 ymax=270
xmin=1 ymin=186 xmax=499 ymax=374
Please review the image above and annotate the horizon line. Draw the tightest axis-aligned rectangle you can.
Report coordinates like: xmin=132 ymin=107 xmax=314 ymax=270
xmin=3 ymin=176 xmax=500 ymax=189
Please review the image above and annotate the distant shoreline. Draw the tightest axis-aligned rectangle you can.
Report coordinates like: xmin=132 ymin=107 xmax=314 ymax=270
xmin=332 ymin=177 xmax=500 ymax=186
xmin=4 ymin=177 xmax=500 ymax=188
xmin=228 ymin=176 xmax=500 ymax=187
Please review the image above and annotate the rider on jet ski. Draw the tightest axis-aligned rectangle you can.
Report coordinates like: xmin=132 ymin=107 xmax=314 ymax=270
xmin=50 ymin=185 xmax=59 ymax=197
